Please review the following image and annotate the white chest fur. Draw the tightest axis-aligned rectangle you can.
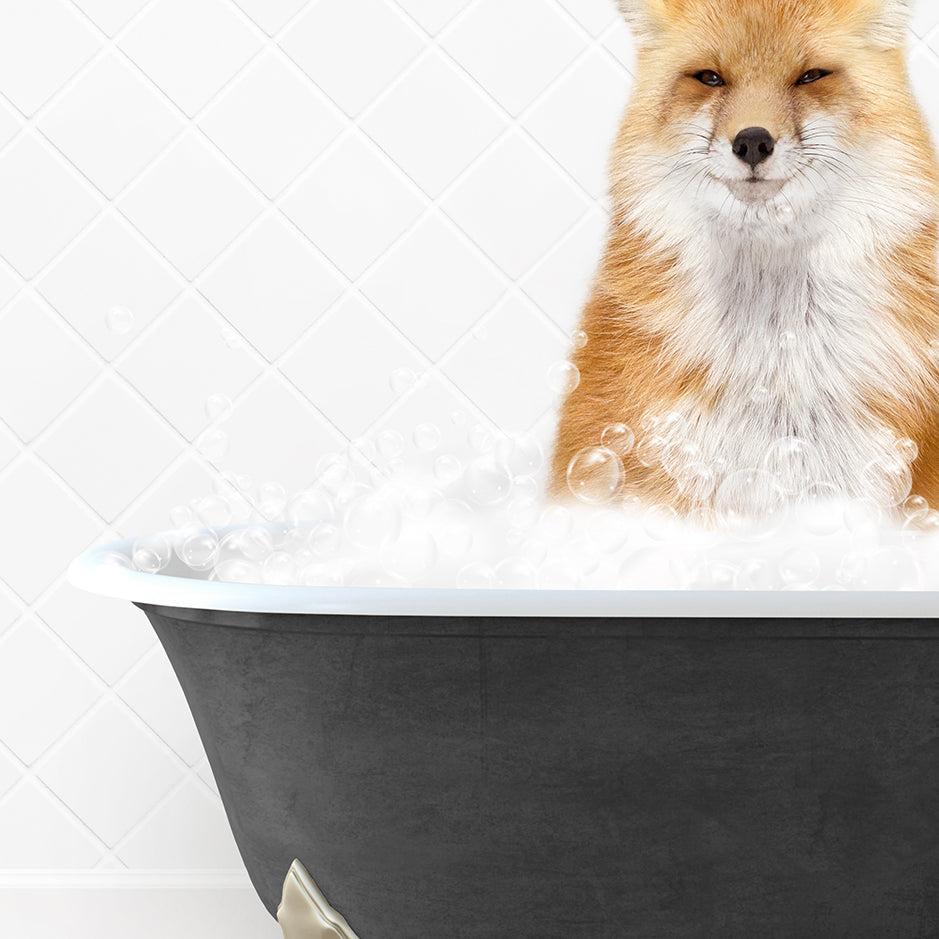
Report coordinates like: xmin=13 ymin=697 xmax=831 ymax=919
xmin=662 ymin=230 xmax=921 ymax=497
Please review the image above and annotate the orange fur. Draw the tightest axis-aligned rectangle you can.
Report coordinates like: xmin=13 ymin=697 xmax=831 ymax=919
xmin=551 ymin=0 xmax=939 ymax=514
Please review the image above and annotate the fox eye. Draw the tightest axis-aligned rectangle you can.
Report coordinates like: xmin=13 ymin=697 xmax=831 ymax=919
xmin=796 ymin=69 xmax=832 ymax=85
xmin=694 ymin=70 xmax=725 ymax=87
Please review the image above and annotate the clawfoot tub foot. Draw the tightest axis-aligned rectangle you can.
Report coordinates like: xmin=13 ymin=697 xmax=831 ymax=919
xmin=277 ymin=859 xmax=360 ymax=939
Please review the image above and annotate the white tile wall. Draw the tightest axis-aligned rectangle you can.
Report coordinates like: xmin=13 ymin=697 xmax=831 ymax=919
xmin=1 ymin=1 xmax=938 ymax=935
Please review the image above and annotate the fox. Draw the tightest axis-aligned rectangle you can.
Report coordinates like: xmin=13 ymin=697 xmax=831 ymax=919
xmin=550 ymin=0 xmax=939 ymax=519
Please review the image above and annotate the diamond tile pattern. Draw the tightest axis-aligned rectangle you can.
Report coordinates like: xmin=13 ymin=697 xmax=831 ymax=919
xmin=0 ymin=0 xmax=937 ymax=894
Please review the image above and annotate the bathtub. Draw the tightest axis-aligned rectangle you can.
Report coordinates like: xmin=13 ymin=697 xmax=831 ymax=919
xmin=70 ymin=534 xmax=939 ymax=938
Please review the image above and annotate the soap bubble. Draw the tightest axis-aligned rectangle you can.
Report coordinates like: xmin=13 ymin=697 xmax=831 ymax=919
xmin=902 ymin=495 xmax=930 ymax=523
xmin=195 ymin=494 xmax=232 ymax=528
xmin=132 ymin=534 xmax=172 ymax=573
xmin=895 ymin=437 xmax=919 ymax=463
xmin=308 ymin=522 xmax=342 ymax=559
xmin=635 ymin=435 xmax=667 ymax=468
xmin=780 ymin=547 xmax=821 ymax=586
xmin=861 ymin=457 xmax=913 ymax=508
xmin=714 ymin=468 xmax=786 ymax=538
xmin=567 ymin=447 xmax=623 ymax=505
xmin=675 ymin=462 xmax=716 ymax=503
xmin=286 ymin=488 xmax=333 ymax=526
xmin=213 ymin=559 xmax=261 ymax=584
xmin=177 ymin=528 xmax=219 ymax=571
xmin=836 ymin=551 xmax=869 ymax=587
xmin=495 ymin=436 xmax=543 ymax=479
xmin=763 ymin=437 xmax=822 ymax=494
xmin=547 ymin=361 xmax=580 ymax=395
xmin=739 ymin=558 xmax=776 ymax=590
xmin=539 ymin=505 xmax=573 ymax=543
xmin=414 ymin=423 xmax=441 ymax=452
xmin=300 ymin=564 xmax=344 ymax=587
xmin=106 ymin=305 xmax=134 ymax=335
xmin=390 ymin=367 xmax=418 ymax=394
xmin=601 ymin=423 xmax=635 ymax=457
xmin=465 ymin=455 xmax=513 ymax=506
xmin=434 ymin=455 xmax=463 ymax=486
xmin=315 ymin=454 xmax=354 ymax=495
xmin=170 ymin=504 xmax=195 ymax=530
xmin=258 ymin=481 xmax=288 ymax=520
xmin=345 ymin=493 xmax=402 ymax=549
xmin=205 ymin=393 xmax=233 ymax=422
xmin=572 ymin=330 xmax=588 ymax=350
xmin=376 ymin=430 xmax=405 ymax=461
xmin=263 ymin=551 xmax=297 ymax=585
xmin=468 ymin=424 xmax=495 ymax=454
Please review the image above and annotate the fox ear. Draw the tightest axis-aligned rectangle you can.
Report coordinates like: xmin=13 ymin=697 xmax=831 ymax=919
xmin=867 ymin=0 xmax=913 ymax=48
xmin=615 ymin=0 xmax=664 ymax=41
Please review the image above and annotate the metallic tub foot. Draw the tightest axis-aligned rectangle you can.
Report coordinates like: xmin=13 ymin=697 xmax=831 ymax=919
xmin=277 ymin=860 xmax=360 ymax=939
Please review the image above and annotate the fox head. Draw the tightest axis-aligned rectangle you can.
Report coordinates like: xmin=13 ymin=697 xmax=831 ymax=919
xmin=611 ymin=0 xmax=937 ymax=243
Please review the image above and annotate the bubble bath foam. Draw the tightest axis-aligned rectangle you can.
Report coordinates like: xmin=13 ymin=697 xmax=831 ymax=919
xmin=70 ymin=536 xmax=939 ymax=938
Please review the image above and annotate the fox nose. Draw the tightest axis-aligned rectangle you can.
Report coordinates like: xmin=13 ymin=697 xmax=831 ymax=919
xmin=733 ymin=127 xmax=775 ymax=168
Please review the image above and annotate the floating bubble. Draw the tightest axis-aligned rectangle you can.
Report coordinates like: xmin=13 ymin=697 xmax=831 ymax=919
xmin=205 ymin=393 xmax=233 ymax=422
xmin=494 ymin=557 xmax=538 ymax=588
xmin=287 ymin=488 xmax=334 ymax=526
xmin=896 ymin=437 xmax=919 ymax=464
xmin=258 ymin=481 xmax=288 ymax=520
xmin=178 ymin=529 xmax=219 ymax=571
xmin=106 ymin=305 xmax=134 ymax=335
xmin=315 ymin=454 xmax=354 ymax=495
xmin=861 ymin=457 xmax=913 ymax=508
xmin=495 ymin=436 xmax=543 ymax=479
xmin=635 ymin=436 xmax=667 ymax=469
xmin=170 ymin=504 xmax=195 ymax=530
xmin=547 ymin=361 xmax=580 ymax=396
xmin=413 ymin=423 xmax=442 ymax=453
xmin=263 ymin=551 xmax=297 ymax=585
xmin=468 ymin=424 xmax=495 ymax=454
xmin=780 ymin=547 xmax=821 ymax=586
xmin=465 ymin=455 xmax=513 ymax=507
xmin=390 ymin=368 xmax=418 ymax=395
xmin=601 ymin=423 xmax=635 ymax=457
xmin=132 ymin=534 xmax=172 ymax=573
xmin=902 ymin=495 xmax=930 ymax=523
xmin=567 ymin=447 xmax=623 ymax=505
xmin=764 ymin=437 xmax=822 ymax=494
xmin=572 ymin=330 xmax=588 ymax=350
xmin=195 ymin=494 xmax=232 ymax=528
xmin=213 ymin=559 xmax=262 ymax=584
xmin=675 ymin=462 xmax=716 ymax=503
xmin=714 ymin=468 xmax=786 ymax=538
xmin=308 ymin=522 xmax=342 ymax=559
xmin=434 ymin=454 xmax=463 ymax=486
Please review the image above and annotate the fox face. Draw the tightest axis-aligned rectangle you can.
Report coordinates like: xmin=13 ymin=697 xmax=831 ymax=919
xmin=613 ymin=0 xmax=934 ymax=240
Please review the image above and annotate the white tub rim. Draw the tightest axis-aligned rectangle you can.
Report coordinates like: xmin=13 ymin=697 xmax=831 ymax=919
xmin=67 ymin=533 xmax=939 ymax=619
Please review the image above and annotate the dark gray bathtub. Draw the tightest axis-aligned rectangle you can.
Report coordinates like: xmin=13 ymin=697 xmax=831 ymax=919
xmin=71 ymin=541 xmax=939 ymax=938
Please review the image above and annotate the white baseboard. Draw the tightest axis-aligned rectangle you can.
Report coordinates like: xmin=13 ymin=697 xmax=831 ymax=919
xmin=0 ymin=873 xmax=282 ymax=939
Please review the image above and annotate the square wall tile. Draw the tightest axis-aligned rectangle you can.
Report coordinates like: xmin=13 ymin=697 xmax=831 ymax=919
xmin=0 ymin=0 xmax=101 ymax=116
xmin=282 ymin=133 xmax=425 ymax=280
xmin=395 ymin=0 xmax=472 ymax=35
xmin=118 ymin=296 xmax=262 ymax=440
xmin=213 ymin=374 xmax=342 ymax=493
xmin=117 ymin=778 xmax=243 ymax=869
xmin=120 ymin=0 xmax=262 ymax=117
xmin=0 ymin=134 xmax=100 ymax=278
xmin=281 ymin=0 xmax=423 ymax=117
xmin=117 ymin=457 xmax=217 ymax=537
xmin=37 ymin=212 xmax=181 ymax=362
xmin=0 ymin=263 xmax=22 ymax=311
xmin=37 ymin=700 xmax=182 ymax=847
xmin=37 ymin=376 xmax=182 ymax=521
xmin=71 ymin=0 xmax=151 ymax=37
xmin=0 ymin=421 xmax=19 ymax=475
xmin=200 ymin=214 xmax=344 ymax=361
xmin=0 ymin=457 xmax=102 ymax=603
xmin=0 ymin=585 xmax=22 ymax=638
xmin=0 ymin=295 xmax=99 ymax=441
xmin=0 ymin=747 xmax=19 ymax=800
xmin=362 ymin=50 xmax=505 ymax=198
xmin=441 ymin=0 xmax=585 ymax=116
xmin=281 ymin=295 xmax=424 ymax=438
xmin=119 ymin=131 xmax=264 ymax=279
xmin=39 ymin=52 xmax=183 ymax=198
xmin=0 ymin=781 xmax=101 ymax=868
xmin=555 ymin=0 xmax=619 ymax=36
xmin=118 ymin=649 xmax=205 ymax=765
xmin=233 ymin=0 xmax=310 ymax=36
xmin=444 ymin=296 xmax=565 ymax=432
xmin=200 ymin=51 xmax=343 ymax=198
xmin=442 ymin=130 xmax=587 ymax=279
xmin=361 ymin=212 xmax=505 ymax=360
xmin=0 ymin=96 xmax=23 ymax=150
xmin=0 ymin=617 xmax=101 ymax=764
xmin=524 ymin=49 xmax=632 ymax=198
xmin=39 ymin=582 xmax=155 ymax=685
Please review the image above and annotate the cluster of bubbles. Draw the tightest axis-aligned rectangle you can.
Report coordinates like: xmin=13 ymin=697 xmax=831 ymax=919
xmin=108 ymin=399 xmax=939 ymax=592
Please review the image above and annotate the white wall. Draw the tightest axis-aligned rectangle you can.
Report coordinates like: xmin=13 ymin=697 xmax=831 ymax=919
xmin=1 ymin=1 xmax=938 ymax=936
